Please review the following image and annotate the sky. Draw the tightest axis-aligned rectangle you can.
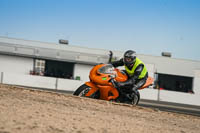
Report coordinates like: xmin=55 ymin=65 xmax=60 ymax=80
xmin=0 ymin=0 xmax=200 ymax=61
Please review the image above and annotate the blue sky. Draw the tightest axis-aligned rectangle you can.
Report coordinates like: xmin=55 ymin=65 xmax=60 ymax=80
xmin=0 ymin=0 xmax=200 ymax=61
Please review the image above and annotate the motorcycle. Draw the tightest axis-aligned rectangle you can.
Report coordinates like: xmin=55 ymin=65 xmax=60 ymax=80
xmin=73 ymin=64 xmax=154 ymax=105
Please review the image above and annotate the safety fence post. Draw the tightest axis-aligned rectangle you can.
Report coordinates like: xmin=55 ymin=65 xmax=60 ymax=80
xmin=1 ymin=72 xmax=3 ymax=84
xmin=157 ymin=89 xmax=160 ymax=101
xmin=55 ymin=78 xmax=58 ymax=90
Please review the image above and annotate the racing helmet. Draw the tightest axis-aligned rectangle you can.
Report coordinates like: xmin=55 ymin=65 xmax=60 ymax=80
xmin=123 ymin=50 xmax=136 ymax=68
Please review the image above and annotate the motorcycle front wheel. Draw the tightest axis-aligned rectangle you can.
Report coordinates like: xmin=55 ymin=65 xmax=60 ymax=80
xmin=73 ymin=84 xmax=100 ymax=99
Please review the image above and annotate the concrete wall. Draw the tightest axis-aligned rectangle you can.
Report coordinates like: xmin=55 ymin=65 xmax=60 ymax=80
xmin=0 ymin=54 xmax=33 ymax=74
xmin=193 ymin=70 xmax=200 ymax=94
xmin=74 ymin=64 xmax=94 ymax=81
xmin=159 ymin=89 xmax=200 ymax=105
xmin=3 ymin=72 xmax=56 ymax=89
xmin=145 ymin=64 xmax=155 ymax=78
xmin=57 ymin=78 xmax=84 ymax=91
xmin=1 ymin=72 xmax=200 ymax=106
xmin=1 ymin=72 xmax=84 ymax=91
xmin=140 ymin=88 xmax=200 ymax=106
xmin=139 ymin=88 xmax=158 ymax=100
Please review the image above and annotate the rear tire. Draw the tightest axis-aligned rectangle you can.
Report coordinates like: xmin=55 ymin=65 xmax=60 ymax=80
xmin=131 ymin=90 xmax=140 ymax=105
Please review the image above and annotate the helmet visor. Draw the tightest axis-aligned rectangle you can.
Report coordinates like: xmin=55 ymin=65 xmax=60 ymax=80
xmin=124 ymin=57 xmax=134 ymax=63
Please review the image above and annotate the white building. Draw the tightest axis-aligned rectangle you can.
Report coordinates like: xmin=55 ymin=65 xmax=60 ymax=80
xmin=0 ymin=36 xmax=200 ymax=106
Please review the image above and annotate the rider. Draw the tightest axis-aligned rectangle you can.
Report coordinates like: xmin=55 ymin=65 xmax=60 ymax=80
xmin=110 ymin=50 xmax=148 ymax=93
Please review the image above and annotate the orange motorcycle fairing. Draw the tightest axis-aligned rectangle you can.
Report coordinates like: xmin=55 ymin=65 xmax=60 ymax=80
xmin=89 ymin=64 xmax=128 ymax=86
xmin=89 ymin=64 xmax=112 ymax=86
xmin=84 ymin=82 xmax=99 ymax=97
xmin=114 ymin=69 xmax=128 ymax=82
xmin=139 ymin=77 xmax=154 ymax=90
xmin=85 ymin=81 xmax=119 ymax=100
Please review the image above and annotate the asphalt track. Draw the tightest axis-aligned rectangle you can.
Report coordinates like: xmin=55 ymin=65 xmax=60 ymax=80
xmin=139 ymin=99 xmax=200 ymax=117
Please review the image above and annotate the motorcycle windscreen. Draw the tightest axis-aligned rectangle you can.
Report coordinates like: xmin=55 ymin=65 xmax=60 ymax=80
xmin=97 ymin=64 xmax=116 ymax=76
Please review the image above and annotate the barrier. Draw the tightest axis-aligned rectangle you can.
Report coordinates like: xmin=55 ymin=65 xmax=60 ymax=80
xmin=159 ymin=90 xmax=200 ymax=106
xmin=3 ymin=73 xmax=56 ymax=90
xmin=1 ymin=72 xmax=200 ymax=106
xmin=0 ymin=72 xmax=3 ymax=83
xmin=57 ymin=78 xmax=84 ymax=91
xmin=139 ymin=88 xmax=158 ymax=100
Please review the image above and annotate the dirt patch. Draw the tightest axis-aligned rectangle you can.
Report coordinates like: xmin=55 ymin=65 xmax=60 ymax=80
xmin=0 ymin=84 xmax=200 ymax=133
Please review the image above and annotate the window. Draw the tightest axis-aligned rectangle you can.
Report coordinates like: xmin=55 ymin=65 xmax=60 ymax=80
xmin=44 ymin=60 xmax=74 ymax=79
xmin=156 ymin=73 xmax=194 ymax=93
xmin=33 ymin=59 xmax=45 ymax=75
xmin=32 ymin=59 xmax=75 ymax=79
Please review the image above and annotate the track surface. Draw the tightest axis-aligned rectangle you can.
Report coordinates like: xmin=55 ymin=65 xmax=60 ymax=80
xmin=139 ymin=99 xmax=200 ymax=117
xmin=33 ymin=87 xmax=200 ymax=117
xmin=16 ymin=86 xmax=200 ymax=117
xmin=1 ymin=84 xmax=200 ymax=133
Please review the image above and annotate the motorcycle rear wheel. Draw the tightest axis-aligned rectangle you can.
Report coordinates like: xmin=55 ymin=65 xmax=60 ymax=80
xmin=131 ymin=91 xmax=140 ymax=105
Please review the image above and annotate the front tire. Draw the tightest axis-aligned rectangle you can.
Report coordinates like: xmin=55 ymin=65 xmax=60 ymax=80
xmin=73 ymin=84 xmax=99 ymax=98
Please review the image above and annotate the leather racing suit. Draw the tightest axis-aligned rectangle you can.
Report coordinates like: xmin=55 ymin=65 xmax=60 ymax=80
xmin=111 ymin=58 xmax=148 ymax=92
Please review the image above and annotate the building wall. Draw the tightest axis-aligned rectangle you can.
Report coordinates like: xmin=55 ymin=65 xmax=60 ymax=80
xmin=0 ymin=37 xmax=110 ymax=56
xmin=138 ymin=54 xmax=200 ymax=77
xmin=0 ymin=54 xmax=33 ymax=74
xmin=1 ymin=37 xmax=200 ymax=106
xmin=110 ymin=50 xmax=200 ymax=77
xmin=0 ymin=37 xmax=110 ymax=65
xmin=73 ymin=64 xmax=94 ymax=82
xmin=193 ymin=70 xmax=200 ymax=94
